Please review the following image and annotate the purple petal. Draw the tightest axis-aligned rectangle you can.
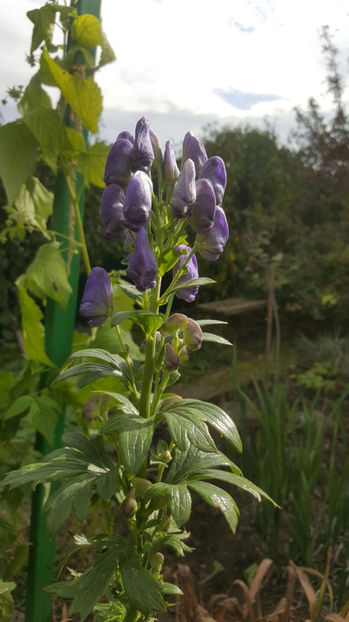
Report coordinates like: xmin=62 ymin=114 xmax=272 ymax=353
xmin=123 ymin=171 xmax=153 ymax=232
xmin=173 ymin=244 xmax=199 ymax=303
xmin=163 ymin=139 xmax=180 ymax=186
xmin=127 ymin=226 xmax=158 ymax=291
xmin=104 ymin=138 xmax=133 ymax=186
xmin=150 ymin=129 xmax=163 ymax=167
xmin=199 ymin=156 xmax=227 ymax=206
xmin=80 ymin=267 xmax=113 ymax=327
xmin=182 ymin=131 xmax=207 ymax=175
xmin=100 ymin=184 xmax=126 ymax=241
xmin=170 ymin=159 xmax=196 ymax=218
xmin=131 ymin=117 xmax=154 ymax=174
xmin=117 ymin=130 xmax=134 ymax=143
xmin=189 ymin=178 xmax=216 ymax=234
xmin=197 ymin=206 xmax=229 ymax=261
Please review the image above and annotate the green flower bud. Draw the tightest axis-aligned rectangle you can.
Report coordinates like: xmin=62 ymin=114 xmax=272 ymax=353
xmin=159 ymin=395 xmax=182 ymax=411
xmin=179 ymin=343 xmax=190 ymax=364
xmin=164 ymin=343 xmax=180 ymax=372
xmin=133 ymin=478 xmax=152 ymax=498
xmin=150 ymin=552 xmax=164 ymax=570
xmin=184 ymin=318 xmax=203 ymax=351
xmin=121 ymin=490 xmax=137 ymax=517
xmin=160 ymin=313 xmax=188 ymax=336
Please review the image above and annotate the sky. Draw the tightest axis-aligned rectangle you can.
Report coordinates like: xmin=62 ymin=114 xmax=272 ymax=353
xmin=0 ymin=0 xmax=348 ymax=151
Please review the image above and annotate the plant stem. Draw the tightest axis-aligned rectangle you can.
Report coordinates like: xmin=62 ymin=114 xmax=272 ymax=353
xmin=139 ymin=278 xmax=162 ymax=418
xmin=65 ymin=173 xmax=91 ymax=275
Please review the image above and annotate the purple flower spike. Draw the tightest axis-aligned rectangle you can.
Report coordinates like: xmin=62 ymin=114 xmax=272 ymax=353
xmin=199 ymin=156 xmax=227 ymax=206
xmin=182 ymin=131 xmax=208 ymax=175
xmin=123 ymin=171 xmax=153 ymax=232
xmin=80 ymin=267 xmax=113 ymax=327
xmin=104 ymin=138 xmax=133 ymax=186
xmin=100 ymin=184 xmax=126 ymax=241
xmin=131 ymin=117 xmax=154 ymax=174
xmin=170 ymin=159 xmax=196 ymax=218
xmin=173 ymin=245 xmax=199 ymax=303
xmin=197 ymin=206 xmax=229 ymax=261
xmin=189 ymin=178 xmax=216 ymax=234
xmin=163 ymin=139 xmax=179 ymax=187
xmin=117 ymin=130 xmax=134 ymax=143
xmin=127 ymin=226 xmax=158 ymax=291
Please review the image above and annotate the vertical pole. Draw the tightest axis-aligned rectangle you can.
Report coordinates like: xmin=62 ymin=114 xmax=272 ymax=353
xmin=25 ymin=2 xmax=102 ymax=621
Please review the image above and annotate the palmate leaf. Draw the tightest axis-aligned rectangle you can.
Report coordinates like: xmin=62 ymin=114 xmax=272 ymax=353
xmin=0 ymin=120 xmax=38 ymax=205
xmin=44 ymin=475 xmax=94 ymax=533
xmin=118 ymin=418 xmax=155 ymax=474
xmin=25 ymin=242 xmax=72 ymax=307
xmin=53 ymin=363 xmax=122 ymax=387
xmin=163 ymin=399 xmax=242 ymax=452
xmin=149 ymin=532 xmax=193 ymax=557
xmin=165 ymin=446 xmax=241 ymax=485
xmin=95 ymin=391 xmax=138 ymax=415
xmin=68 ymin=348 xmax=123 ymax=368
xmin=187 ymin=480 xmax=239 ymax=532
xmin=119 ymin=557 xmax=166 ymax=614
xmin=192 ymin=469 xmax=277 ymax=505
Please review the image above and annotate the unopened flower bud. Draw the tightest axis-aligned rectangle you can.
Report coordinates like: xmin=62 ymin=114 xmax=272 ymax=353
xmin=121 ymin=490 xmax=137 ymax=517
xmin=163 ymin=139 xmax=179 ymax=187
xmin=159 ymin=450 xmax=172 ymax=464
xmin=173 ymin=245 xmax=199 ymax=303
xmin=117 ymin=130 xmax=134 ymax=143
xmin=79 ymin=267 xmax=113 ymax=327
xmin=133 ymin=478 xmax=152 ymax=498
xmin=123 ymin=170 xmax=153 ymax=232
xmin=184 ymin=318 xmax=203 ymax=351
xmin=127 ymin=226 xmax=158 ymax=291
xmin=197 ymin=206 xmax=229 ymax=261
xmin=189 ymin=178 xmax=216 ymax=234
xmin=170 ymin=159 xmax=196 ymax=218
xmin=199 ymin=156 xmax=227 ymax=206
xmin=82 ymin=394 xmax=109 ymax=422
xmin=100 ymin=184 xmax=126 ymax=241
xmin=182 ymin=131 xmax=207 ymax=175
xmin=164 ymin=343 xmax=180 ymax=372
xmin=150 ymin=129 xmax=163 ymax=168
xmin=150 ymin=552 xmax=164 ymax=569
xmin=179 ymin=344 xmax=190 ymax=364
xmin=131 ymin=117 xmax=154 ymax=174
xmin=160 ymin=313 xmax=188 ymax=336
xmin=104 ymin=138 xmax=133 ymax=186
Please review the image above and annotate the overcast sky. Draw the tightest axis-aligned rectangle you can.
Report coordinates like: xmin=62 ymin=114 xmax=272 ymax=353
xmin=1 ymin=0 xmax=348 ymax=150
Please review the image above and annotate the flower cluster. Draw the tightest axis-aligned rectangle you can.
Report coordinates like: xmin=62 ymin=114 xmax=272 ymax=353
xmin=80 ymin=117 xmax=229 ymax=325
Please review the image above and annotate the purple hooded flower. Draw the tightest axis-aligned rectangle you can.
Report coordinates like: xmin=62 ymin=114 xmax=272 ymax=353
xmin=123 ymin=171 xmax=153 ymax=232
xmin=117 ymin=130 xmax=134 ymax=143
xmin=100 ymin=184 xmax=126 ymax=241
xmin=199 ymin=156 xmax=227 ymax=206
xmin=182 ymin=131 xmax=208 ymax=175
xmin=189 ymin=178 xmax=216 ymax=234
xmin=150 ymin=130 xmax=163 ymax=168
xmin=197 ymin=206 xmax=229 ymax=261
xmin=170 ymin=159 xmax=196 ymax=218
xmin=131 ymin=117 xmax=154 ymax=174
xmin=127 ymin=226 xmax=158 ymax=291
xmin=80 ymin=267 xmax=113 ymax=327
xmin=163 ymin=139 xmax=179 ymax=187
xmin=104 ymin=138 xmax=133 ymax=186
xmin=172 ymin=245 xmax=199 ymax=303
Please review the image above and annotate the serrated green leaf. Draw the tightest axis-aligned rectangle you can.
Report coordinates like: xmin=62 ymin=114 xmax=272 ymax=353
xmin=110 ymin=310 xmax=163 ymax=335
xmin=18 ymin=73 xmax=52 ymax=115
xmin=27 ymin=5 xmax=56 ymax=52
xmin=120 ymin=560 xmax=166 ymax=614
xmin=96 ymin=465 xmax=120 ymax=501
xmin=4 ymin=395 xmax=34 ymax=420
xmin=191 ymin=469 xmax=276 ymax=505
xmin=71 ymin=14 xmax=103 ymax=47
xmin=45 ymin=475 xmax=94 ymax=533
xmin=160 ymin=582 xmax=184 ymax=596
xmin=16 ymin=280 xmax=53 ymax=366
xmin=68 ymin=348 xmax=123 ymax=368
xmin=164 ymin=399 xmax=242 ymax=452
xmin=40 ymin=51 xmax=102 ymax=133
xmin=164 ymin=410 xmax=216 ymax=452
xmin=167 ymin=484 xmax=192 ymax=526
xmin=53 ymin=363 xmax=122 ymax=385
xmin=78 ymin=142 xmax=109 ymax=187
xmin=25 ymin=243 xmax=71 ymax=307
xmin=188 ymin=480 xmax=239 ymax=532
xmin=119 ymin=419 xmax=154 ymax=474
xmin=166 ymin=446 xmax=241 ymax=485
xmin=150 ymin=533 xmax=192 ymax=557
xmin=0 ymin=120 xmax=38 ymax=204
xmin=100 ymin=413 xmax=142 ymax=435
xmin=23 ymin=106 xmax=63 ymax=172
xmin=98 ymin=32 xmax=116 ymax=68
xmin=49 ymin=548 xmax=119 ymax=620
xmin=202 ymin=332 xmax=233 ymax=346
xmin=94 ymin=391 xmax=138 ymax=415
xmin=63 ymin=126 xmax=86 ymax=156
xmin=28 ymin=395 xmax=59 ymax=444
xmin=168 ymin=277 xmax=215 ymax=296
xmin=11 ymin=176 xmax=53 ymax=235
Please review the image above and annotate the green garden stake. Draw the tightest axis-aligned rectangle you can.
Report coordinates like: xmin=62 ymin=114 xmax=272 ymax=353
xmin=25 ymin=2 xmax=102 ymax=620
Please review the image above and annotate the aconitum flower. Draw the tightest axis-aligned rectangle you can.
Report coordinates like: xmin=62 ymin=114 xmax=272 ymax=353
xmin=127 ymin=226 xmax=158 ymax=291
xmin=150 ymin=130 xmax=163 ymax=168
xmin=172 ymin=245 xmax=199 ymax=303
xmin=170 ymin=159 xmax=196 ymax=218
xmin=123 ymin=171 xmax=153 ymax=232
xmin=197 ymin=206 xmax=229 ymax=261
xmin=80 ymin=267 xmax=113 ymax=327
xmin=189 ymin=178 xmax=216 ymax=234
xmin=117 ymin=130 xmax=134 ymax=143
xmin=182 ymin=131 xmax=208 ymax=175
xmin=199 ymin=156 xmax=227 ymax=206
xmin=100 ymin=184 xmax=126 ymax=241
xmin=163 ymin=140 xmax=179 ymax=187
xmin=104 ymin=137 xmax=133 ymax=186
xmin=131 ymin=117 xmax=154 ymax=174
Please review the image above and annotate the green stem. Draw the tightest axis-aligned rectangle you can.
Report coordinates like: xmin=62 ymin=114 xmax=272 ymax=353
xmin=139 ymin=278 xmax=162 ymax=418
xmin=65 ymin=173 xmax=91 ymax=275
xmin=114 ymin=325 xmax=139 ymax=400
